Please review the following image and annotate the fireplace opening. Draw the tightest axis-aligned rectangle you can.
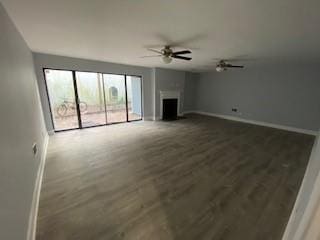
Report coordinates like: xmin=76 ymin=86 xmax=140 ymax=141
xmin=162 ymin=98 xmax=178 ymax=121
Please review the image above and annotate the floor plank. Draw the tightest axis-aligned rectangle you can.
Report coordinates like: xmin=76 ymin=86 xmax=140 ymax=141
xmin=36 ymin=114 xmax=314 ymax=240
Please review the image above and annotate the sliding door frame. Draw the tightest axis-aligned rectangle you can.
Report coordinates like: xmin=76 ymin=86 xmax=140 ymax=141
xmin=72 ymin=71 xmax=83 ymax=129
xmin=125 ymin=74 xmax=143 ymax=122
xmin=103 ymin=73 xmax=128 ymax=124
xmin=43 ymin=68 xmax=143 ymax=132
xmin=76 ymin=71 xmax=112 ymax=129
xmin=43 ymin=68 xmax=81 ymax=132
xmin=124 ymin=75 xmax=129 ymax=122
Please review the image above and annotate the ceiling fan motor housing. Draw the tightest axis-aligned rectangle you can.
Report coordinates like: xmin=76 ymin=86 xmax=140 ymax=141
xmin=216 ymin=61 xmax=227 ymax=72
xmin=162 ymin=46 xmax=173 ymax=57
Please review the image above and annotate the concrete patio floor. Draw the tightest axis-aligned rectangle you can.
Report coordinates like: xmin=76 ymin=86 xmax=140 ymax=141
xmin=53 ymin=110 xmax=141 ymax=130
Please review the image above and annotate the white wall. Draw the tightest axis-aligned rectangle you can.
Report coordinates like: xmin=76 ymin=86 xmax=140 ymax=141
xmin=0 ymin=3 xmax=47 ymax=240
xmin=154 ymin=68 xmax=186 ymax=118
xmin=301 ymin=177 xmax=320 ymax=240
xmin=33 ymin=53 xmax=155 ymax=131
xmin=283 ymin=131 xmax=320 ymax=240
xmin=303 ymin=199 xmax=320 ymax=239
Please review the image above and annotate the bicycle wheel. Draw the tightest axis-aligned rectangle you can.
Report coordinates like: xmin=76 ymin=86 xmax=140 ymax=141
xmin=57 ymin=104 xmax=68 ymax=117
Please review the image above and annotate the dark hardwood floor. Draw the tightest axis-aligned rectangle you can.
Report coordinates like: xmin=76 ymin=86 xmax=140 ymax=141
xmin=36 ymin=114 xmax=314 ymax=240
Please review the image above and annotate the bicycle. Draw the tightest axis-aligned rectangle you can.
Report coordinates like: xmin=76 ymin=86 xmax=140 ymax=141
xmin=56 ymin=99 xmax=87 ymax=117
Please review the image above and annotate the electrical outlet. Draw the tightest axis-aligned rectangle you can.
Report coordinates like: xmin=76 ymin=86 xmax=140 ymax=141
xmin=232 ymin=108 xmax=238 ymax=112
xmin=32 ymin=143 xmax=38 ymax=156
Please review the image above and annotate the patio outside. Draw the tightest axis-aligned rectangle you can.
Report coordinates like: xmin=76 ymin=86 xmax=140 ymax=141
xmin=52 ymin=103 xmax=141 ymax=130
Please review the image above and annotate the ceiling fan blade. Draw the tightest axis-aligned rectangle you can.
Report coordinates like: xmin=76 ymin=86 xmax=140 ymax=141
xmin=140 ymin=55 xmax=162 ymax=58
xmin=227 ymin=65 xmax=244 ymax=68
xmin=172 ymin=55 xmax=192 ymax=61
xmin=172 ymin=50 xmax=192 ymax=55
xmin=148 ymin=48 xmax=163 ymax=54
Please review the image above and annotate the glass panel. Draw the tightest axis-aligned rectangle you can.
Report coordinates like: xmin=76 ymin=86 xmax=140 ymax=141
xmin=76 ymin=72 xmax=107 ymax=128
xmin=126 ymin=76 xmax=142 ymax=121
xmin=103 ymin=74 xmax=127 ymax=123
xmin=44 ymin=69 xmax=79 ymax=131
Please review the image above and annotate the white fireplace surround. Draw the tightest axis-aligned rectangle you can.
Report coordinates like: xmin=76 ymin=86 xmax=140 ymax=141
xmin=160 ymin=90 xmax=181 ymax=120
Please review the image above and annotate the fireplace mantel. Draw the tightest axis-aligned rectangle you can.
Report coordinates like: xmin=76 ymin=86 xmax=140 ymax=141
xmin=160 ymin=90 xmax=181 ymax=119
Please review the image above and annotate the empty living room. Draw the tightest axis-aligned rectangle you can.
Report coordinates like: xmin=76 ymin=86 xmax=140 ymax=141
xmin=1 ymin=1 xmax=320 ymax=240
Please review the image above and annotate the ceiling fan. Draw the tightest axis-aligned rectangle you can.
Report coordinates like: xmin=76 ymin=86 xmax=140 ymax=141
xmin=215 ymin=60 xmax=245 ymax=72
xmin=141 ymin=46 xmax=192 ymax=64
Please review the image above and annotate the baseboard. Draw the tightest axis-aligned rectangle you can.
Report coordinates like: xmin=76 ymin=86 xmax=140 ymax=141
xmin=183 ymin=110 xmax=197 ymax=115
xmin=143 ymin=116 xmax=155 ymax=121
xmin=190 ymin=111 xmax=317 ymax=136
xmin=27 ymin=133 xmax=49 ymax=240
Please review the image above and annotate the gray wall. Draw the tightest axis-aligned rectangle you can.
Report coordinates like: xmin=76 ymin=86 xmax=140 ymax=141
xmin=184 ymin=72 xmax=199 ymax=112
xmin=195 ymin=62 xmax=320 ymax=131
xmin=0 ymin=3 xmax=46 ymax=240
xmin=33 ymin=53 xmax=154 ymax=131
xmin=154 ymin=68 xmax=186 ymax=118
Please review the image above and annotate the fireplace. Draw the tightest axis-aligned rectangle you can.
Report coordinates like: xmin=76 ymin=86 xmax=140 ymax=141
xmin=159 ymin=91 xmax=181 ymax=120
xmin=162 ymin=98 xmax=178 ymax=120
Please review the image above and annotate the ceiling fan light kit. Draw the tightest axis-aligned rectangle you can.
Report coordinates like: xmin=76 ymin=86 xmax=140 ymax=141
xmin=162 ymin=55 xmax=172 ymax=64
xmin=216 ymin=65 xmax=225 ymax=72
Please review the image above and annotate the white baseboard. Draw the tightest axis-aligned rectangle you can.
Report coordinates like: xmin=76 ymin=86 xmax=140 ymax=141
xmin=143 ymin=116 xmax=155 ymax=121
xmin=188 ymin=111 xmax=317 ymax=136
xmin=183 ymin=110 xmax=197 ymax=115
xmin=27 ymin=133 xmax=49 ymax=240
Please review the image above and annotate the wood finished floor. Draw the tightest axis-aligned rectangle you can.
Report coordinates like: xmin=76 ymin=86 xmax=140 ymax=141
xmin=37 ymin=114 xmax=314 ymax=240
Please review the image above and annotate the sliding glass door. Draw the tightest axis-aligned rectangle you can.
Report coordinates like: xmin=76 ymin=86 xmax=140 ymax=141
xmin=126 ymin=76 xmax=142 ymax=121
xmin=103 ymin=74 xmax=127 ymax=124
xmin=44 ymin=69 xmax=79 ymax=131
xmin=44 ymin=69 xmax=143 ymax=131
xmin=76 ymin=72 xmax=106 ymax=128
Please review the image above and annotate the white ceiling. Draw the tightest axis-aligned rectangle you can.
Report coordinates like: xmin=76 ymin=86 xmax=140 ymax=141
xmin=2 ymin=0 xmax=320 ymax=71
